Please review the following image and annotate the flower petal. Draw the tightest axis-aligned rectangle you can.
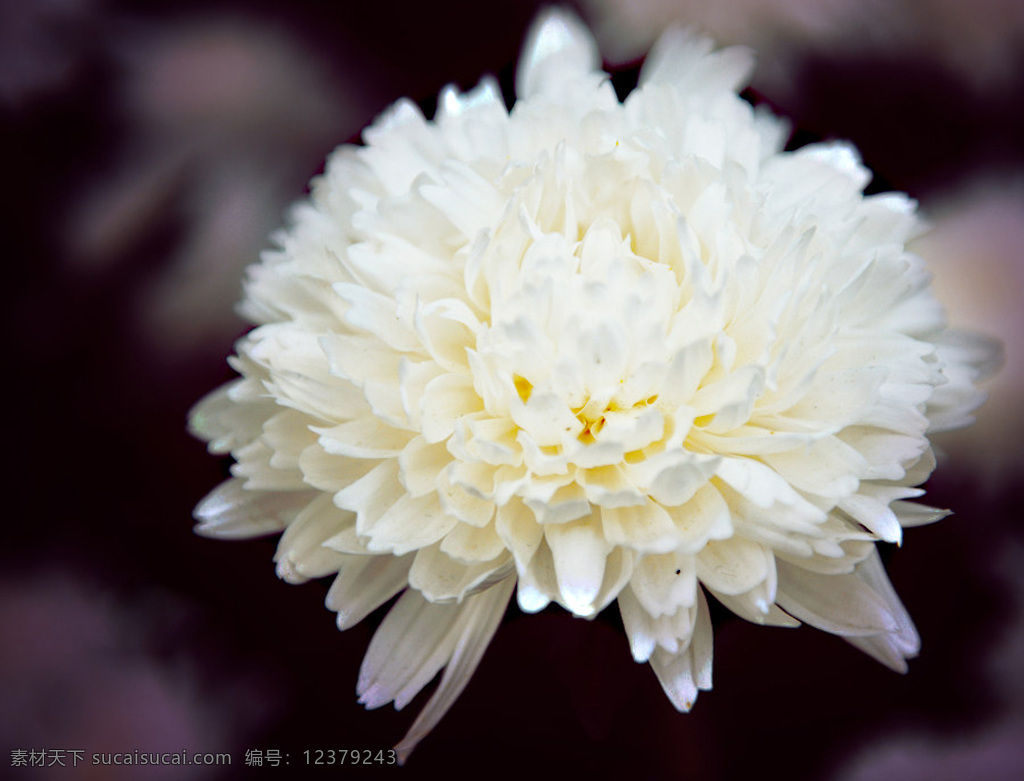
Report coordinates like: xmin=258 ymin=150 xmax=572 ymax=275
xmin=516 ymin=8 xmax=599 ymax=99
xmin=775 ymin=560 xmax=899 ymax=637
xmin=193 ymin=479 xmax=315 ymax=539
xmin=393 ymin=577 xmax=515 ymax=763
xmin=647 ymin=590 xmax=714 ymax=712
xmin=327 ymin=553 xmax=414 ymax=630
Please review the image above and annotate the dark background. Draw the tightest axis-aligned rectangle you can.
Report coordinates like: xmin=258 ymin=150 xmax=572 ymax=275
xmin=4 ymin=1 xmax=1023 ymax=778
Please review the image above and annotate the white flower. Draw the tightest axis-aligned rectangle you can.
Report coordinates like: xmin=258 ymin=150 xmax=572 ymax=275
xmin=190 ymin=9 xmax=995 ymax=761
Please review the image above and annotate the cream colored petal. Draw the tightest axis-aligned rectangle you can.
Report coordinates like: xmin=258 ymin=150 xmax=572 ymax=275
xmin=231 ymin=439 xmax=309 ymax=491
xmin=334 ymin=459 xmax=402 ymax=528
xmin=838 ymin=483 xmax=923 ymax=544
xmin=545 ymin=515 xmax=611 ymax=617
xmin=695 ymin=536 xmax=774 ymax=597
xmin=892 ymin=500 xmax=950 ymax=528
xmin=357 ymin=590 xmax=462 ymax=711
xmin=619 ymin=585 xmax=697 ymax=662
xmin=495 ymin=498 xmax=545 ymax=575
xmin=438 ymin=468 xmax=495 ymax=527
xmin=524 ymin=482 xmax=590 ymax=525
xmin=592 ymin=546 xmax=636 ymax=615
xmin=320 ymin=331 xmax=405 ymax=389
xmin=327 ymin=553 xmax=414 ymax=629
xmin=188 ymin=380 xmax=273 ymax=454
xmin=420 ymin=373 xmax=482 ymax=443
xmin=762 ymin=435 xmax=865 ymax=499
xmin=414 ymin=297 xmax=481 ymax=373
xmin=716 ymin=457 xmax=814 ymax=512
xmin=193 ymin=479 xmax=315 ymax=539
xmin=362 ymin=493 xmax=458 ymax=555
xmin=393 ymin=577 xmax=515 ymax=763
xmin=274 ymin=493 xmax=353 ymax=583
xmin=578 ymin=465 xmax=646 ymax=508
xmin=440 ymin=520 xmax=507 ymax=563
xmin=647 ymin=590 xmax=714 ymax=712
xmin=399 ymin=359 xmax=445 ymax=430
xmin=408 ymin=542 xmax=513 ymax=603
xmin=842 ymin=549 xmax=920 ymax=672
xmin=516 ymin=7 xmax=599 ymax=99
xmin=775 ymin=559 xmax=899 ymax=637
xmin=713 ymin=590 xmax=800 ymax=627
xmin=629 ymin=551 xmax=698 ymax=618
xmin=398 ymin=435 xmax=450 ymax=497
xmin=333 ymin=281 xmax=420 ymax=352
xmin=316 ymin=417 xmax=414 ymax=459
xmin=626 ymin=450 xmax=719 ymax=507
xmin=664 ymin=483 xmax=733 ymax=552
xmin=261 ymin=410 xmax=319 ymax=472
xmin=836 ymin=427 xmax=927 ymax=481
xmin=775 ymin=534 xmax=875 ymax=576
xmin=297 ymin=443 xmax=378 ymax=493
xmin=515 ymin=537 xmax=560 ymax=614
xmin=600 ymin=502 xmax=679 ymax=554
xmin=321 ymin=525 xmax=373 ymax=555
xmin=639 ymin=27 xmax=753 ymax=97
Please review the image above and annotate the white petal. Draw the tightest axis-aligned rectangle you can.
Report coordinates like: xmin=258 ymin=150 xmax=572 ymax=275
xmin=516 ymin=8 xmax=599 ymax=99
xmin=188 ymin=380 xmax=272 ymax=454
xmin=545 ymin=516 xmax=611 ymax=617
xmin=629 ymin=551 xmax=698 ymax=618
xmin=393 ymin=577 xmax=515 ymax=763
xmin=515 ymin=538 xmax=559 ymax=614
xmin=274 ymin=494 xmax=352 ymax=583
xmin=397 ymin=436 xmax=450 ymax=497
xmin=440 ymin=520 xmax=507 ymax=563
xmin=647 ymin=590 xmax=714 ymax=712
xmin=193 ymin=479 xmax=315 ymax=539
xmin=316 ymin=417 xmax=413 ymax=458
xmin=714 ymin=590 xmax=799 ymax=627
xmin=358 ymin=590 xmax=461 ymax=710
xmin=420 ymin=373 xmax=482 ymax=443
xmin=775 ymin=559 xmax=899 ymax=637
xmin=892 ymin=500 xmax=951 ymax=528
xmin=408 ymin=542 xmax=513 ymax=603
xmin=600 ymin=502 xmax=679 ymax=554
xmin=231 ymin=439 xmax=309 ymax=491
xmin=327 ymin=553 xmax=414 ymax=629
xmin=362 ymin=493 xmax=458 ymax=555
xmin=696 ymin=537 xmax=774 ymax=597
xmin=640 ymin=28 xmax=754 ymax=97
xmin=297 ymin=443 xmax=377 ymax=492
xmin=842 ymin=549 xmax=919 ymax=671
xmin=495 ymin=498 xmax=545 ymax=574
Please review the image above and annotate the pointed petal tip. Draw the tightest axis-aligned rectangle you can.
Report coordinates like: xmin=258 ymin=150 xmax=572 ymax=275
xmin=516 ymin=7 xmax=600 ymax=98
xmin=357 ymin=683 xmax=391 ymax=711
xmin=274 ymin=557 xmax=308 ymax=584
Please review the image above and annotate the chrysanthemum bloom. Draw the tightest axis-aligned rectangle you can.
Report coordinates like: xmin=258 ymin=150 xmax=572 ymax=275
xmin=190 ymin=9 xmax=995 ymax=760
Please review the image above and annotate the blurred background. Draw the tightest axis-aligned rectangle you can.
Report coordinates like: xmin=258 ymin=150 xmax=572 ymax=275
xmin=3 ymin=0 xmax=1023 ymax=778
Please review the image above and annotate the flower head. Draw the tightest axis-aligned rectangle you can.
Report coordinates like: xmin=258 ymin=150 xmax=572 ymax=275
xmin=190 ymin=9 xmax=994 ymax=760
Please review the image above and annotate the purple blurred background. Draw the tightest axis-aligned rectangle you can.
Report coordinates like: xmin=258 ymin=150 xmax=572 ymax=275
xmin=4 ymin=0 xmax=1023 ymax=778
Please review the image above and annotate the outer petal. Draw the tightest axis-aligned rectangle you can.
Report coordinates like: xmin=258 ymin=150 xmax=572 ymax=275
xmin=647 ymin=589 xmax=714 ymax=711
xmin=326 ymin=553 xmax=414 ymax=630
xmin=842 ymin=549 xmax=920 ymax=672
xmin=193 ymin=479 xmax=316 ymax=539
xmin=545 ymin=515 xmax=612 ymax=617
xmin=516 ymin=8 xmax=600 ymax=99
xmin=775 ymin=560 xmax=899 ymax=637
xmin=356 ymin=578 xmax=515 ymax=763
